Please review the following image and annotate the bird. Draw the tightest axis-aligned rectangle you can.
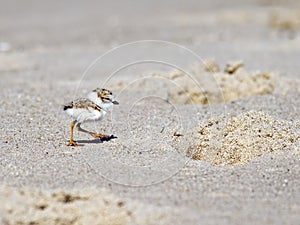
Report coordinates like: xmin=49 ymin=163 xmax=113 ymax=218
xmin=63 ymin=88 xmax=119 ymax=146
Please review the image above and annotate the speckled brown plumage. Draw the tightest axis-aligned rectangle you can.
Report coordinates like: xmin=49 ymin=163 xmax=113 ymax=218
xmin=63 ymin=98 xmax=102 ymax=111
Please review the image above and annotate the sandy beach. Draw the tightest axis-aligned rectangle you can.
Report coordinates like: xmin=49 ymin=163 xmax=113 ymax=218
xmin=0 ymin=0 xmax=300 ymax=224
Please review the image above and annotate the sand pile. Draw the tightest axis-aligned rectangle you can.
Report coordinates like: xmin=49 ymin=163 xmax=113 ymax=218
xmin=108 ymin=60 xmax=300 ymax=105
xmin=188 ymin=111 xmax=299 ymax=165
xmin=0 ymin=186 xmax=171 ymax=225
xmin=160 ymin=60 xmax=277 ymax=104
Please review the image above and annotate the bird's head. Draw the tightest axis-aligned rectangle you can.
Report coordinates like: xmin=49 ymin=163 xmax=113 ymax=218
xmin=87 ymin=88 xmax=119 ymax=111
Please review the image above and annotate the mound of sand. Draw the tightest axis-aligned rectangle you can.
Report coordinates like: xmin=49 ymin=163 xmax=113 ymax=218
xmin=0 ymin=186 xmax=171 ymax=225
xmin=161 ymin=60 xmax=277 ymax=104
xmin=107 ymin=60 xmax=300 ymax=105
xmin=188 ymin=111 xmax=299 ymax=165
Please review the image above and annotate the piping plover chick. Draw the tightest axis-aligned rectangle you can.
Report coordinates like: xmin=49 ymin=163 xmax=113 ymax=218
xmin=63 ymin=88 xmax=119 ymax=146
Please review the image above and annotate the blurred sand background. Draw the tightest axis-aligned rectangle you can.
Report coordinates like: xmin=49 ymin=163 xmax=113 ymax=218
xmin=0 ymin=0 xmax=300 ymax=224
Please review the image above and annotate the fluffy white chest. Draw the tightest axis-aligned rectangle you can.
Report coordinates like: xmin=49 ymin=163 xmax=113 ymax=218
xmin=65 ymin=107 xmax=107 ymax=123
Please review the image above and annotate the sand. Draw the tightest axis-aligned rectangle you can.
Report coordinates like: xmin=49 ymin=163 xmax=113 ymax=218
xmin=189 ymin=111 xmax=300 ymax=165
xmin=134 ymin=60 xmax=279 ymax=104
xmin=0 ymin=186 xmax=173 ymax=225
xmin=1 ymin=0 xmax=300 ymax=224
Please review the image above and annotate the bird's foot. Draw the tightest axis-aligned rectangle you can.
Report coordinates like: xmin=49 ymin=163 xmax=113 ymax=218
xmin=67 ymin=140 xmax=79 ymax=147
xmin=91 ymin=133 xmax=110 ymax=139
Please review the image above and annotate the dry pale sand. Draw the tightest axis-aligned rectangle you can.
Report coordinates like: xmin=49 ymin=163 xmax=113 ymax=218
xmin=1 ymin=0 xmax=300 ymax=225
xmin=0 ymin=186 xmax=174 ymax=225
xmin=190 ymin=110 xmax=299 ymax=165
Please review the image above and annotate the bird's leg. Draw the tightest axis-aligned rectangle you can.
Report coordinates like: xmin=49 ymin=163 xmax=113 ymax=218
xmin=76 ymin=123 xmax=95 ymax=136
xmin=67 ymin=121 xmax=78 ymax=146
xmin=76 ymin=123 xmax=110 ymax=139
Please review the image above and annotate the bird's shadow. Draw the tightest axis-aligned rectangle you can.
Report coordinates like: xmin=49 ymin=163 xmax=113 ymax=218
xmin=76 ymin=135 xmax=117 ymax=144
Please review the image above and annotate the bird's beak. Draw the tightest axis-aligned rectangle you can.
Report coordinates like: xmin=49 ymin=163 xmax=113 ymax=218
xmin=112 ymin=100 xmax=119 ymax=105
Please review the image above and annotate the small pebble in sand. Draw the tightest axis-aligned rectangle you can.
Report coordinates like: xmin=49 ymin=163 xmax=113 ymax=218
xmin=202 ymin=59 xmax=220 ymax=73
xmin=224 ymin=60 xmax=244 ymax=74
